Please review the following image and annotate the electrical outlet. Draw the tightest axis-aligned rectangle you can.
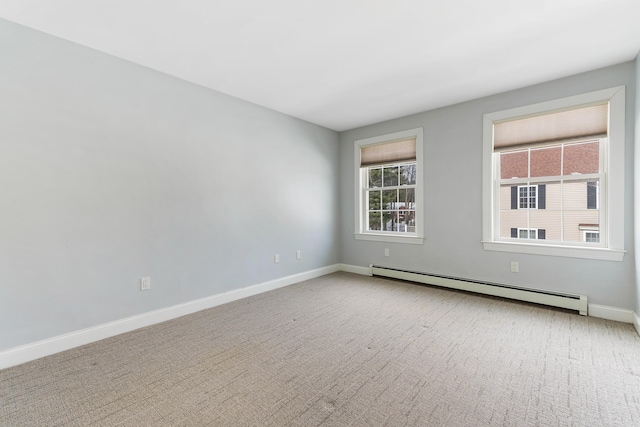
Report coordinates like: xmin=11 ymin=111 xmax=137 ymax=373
xmin=140 ymin=276 xmax=151 ymax=291
xmin=274 ymin=254 xmax=280 ymax=263
xmin=384 ymin=248 xmax=390 ymax=257
xmin=296 ymin=250 xmax=301 ymax=260
xmin=510 ymin=262 xmax=519 ymax=273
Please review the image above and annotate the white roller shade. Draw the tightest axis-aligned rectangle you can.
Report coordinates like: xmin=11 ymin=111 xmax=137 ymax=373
xmin=361 ymin=138 xmax=416 ymax=167
xmin=494 ymin=103 xmax=608 ymax=150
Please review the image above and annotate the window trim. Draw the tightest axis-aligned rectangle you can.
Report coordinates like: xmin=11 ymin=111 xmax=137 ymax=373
xmin=354 ymin=128 xmax=424 ymax=245
xmin=482 ymin=86 xmax=626 ymax=261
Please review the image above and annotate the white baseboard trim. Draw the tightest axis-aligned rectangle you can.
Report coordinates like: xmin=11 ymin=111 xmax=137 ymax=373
xmin=588 ymin=304 xmax=635 ymax=323
xmin=0 ymin=264 xmax=340 ymax=370
xmin=337 ymin=263 xmax=372 ymax=276
xmin=3 ymin=265 xmax=635 ymax=370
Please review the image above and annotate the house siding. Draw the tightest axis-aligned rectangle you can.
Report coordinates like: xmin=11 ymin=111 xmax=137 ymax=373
xmin=500 ymin=181 xmax=598 ymax=242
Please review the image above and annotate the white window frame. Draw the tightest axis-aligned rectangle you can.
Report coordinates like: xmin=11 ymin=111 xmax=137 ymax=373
xmin=354 ymin=128 xmax=424 ymax=244
xmin=482 ymin=86 xmax=625 ymax=261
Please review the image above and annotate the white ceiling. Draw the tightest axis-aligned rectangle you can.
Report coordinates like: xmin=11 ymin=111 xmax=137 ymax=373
xmin=1 ymin=0 xmax=639 ymax=131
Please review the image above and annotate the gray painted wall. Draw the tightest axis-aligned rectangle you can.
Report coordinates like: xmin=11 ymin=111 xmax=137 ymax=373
xmin=635 ymin=53 xmax=640 ymax=315
xmin=0 ymin=19 xmax=340 ymax=351
xmin=340 ymin=62 xmax=636 ymax=309
xmin=1 ymin=17 xmax=636 ymax=354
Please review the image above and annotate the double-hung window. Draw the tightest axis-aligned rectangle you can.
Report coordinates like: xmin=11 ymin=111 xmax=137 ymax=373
xmin=482 ymin=87 xmax=625 ymax=261
xmin=354 ymin=128 xmax=424 ymax=244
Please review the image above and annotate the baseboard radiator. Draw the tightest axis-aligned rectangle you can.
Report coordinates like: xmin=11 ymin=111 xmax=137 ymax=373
xmin=370 ymin=265 xmax=588 ymax=316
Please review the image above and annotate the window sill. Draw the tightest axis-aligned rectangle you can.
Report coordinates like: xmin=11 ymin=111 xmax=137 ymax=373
xmin=482 ymin=241 xmax=625 ymax=261
xmin=355 ymin=233 xmax=424 ymax=245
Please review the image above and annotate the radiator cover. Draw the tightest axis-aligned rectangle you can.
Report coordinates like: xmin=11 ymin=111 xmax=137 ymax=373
xmin=370 ymin=265 xmax=588 ymax=316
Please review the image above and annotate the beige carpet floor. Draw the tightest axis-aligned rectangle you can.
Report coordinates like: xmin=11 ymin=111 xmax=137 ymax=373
xmin=1 ymin=272 xmax=640 ymax=426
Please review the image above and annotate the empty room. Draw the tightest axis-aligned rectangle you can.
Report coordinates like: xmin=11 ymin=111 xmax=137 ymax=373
xmin=1 ymin=1 xmax=640 ymax=425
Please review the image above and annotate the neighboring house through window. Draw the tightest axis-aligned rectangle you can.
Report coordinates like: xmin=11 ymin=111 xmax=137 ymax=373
xmin=512 ymin=228 xmax=545 ymax=240
xmin=587 ymin=181 xmax=599 ymax=210
xmin=354 ymin=128 xmax=424 ymax=244
xmin=514 ymin=185 xmax=542 ymax=209
xmin=482 ymin=87 xmax=626 ymax=261
xmin=585 ymin=231 xmax=600 ymax=243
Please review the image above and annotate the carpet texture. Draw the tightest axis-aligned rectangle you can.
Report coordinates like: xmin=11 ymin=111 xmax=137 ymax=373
xmin=1 ymin=272 xmax=640 ymax=426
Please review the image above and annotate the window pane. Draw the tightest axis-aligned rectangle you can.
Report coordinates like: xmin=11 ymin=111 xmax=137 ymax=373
xmin=563 ymin=178 xmax=598 ymax=210
xmin=383 ymin=166 xmax=399 ymax=186
xmin=399 ymin=164 xmax=416 ymax=185
xmin=499 ymin=183 xmax=527 ymax=237
xmin=368 ymin=168 xmax=382 ymax=188
xmin=563 ymin=178 xmax=599 ymax=242
xmin=586 ymin=232 xmax=599 ymax=243
xmin=368 ymin=212 xmax=381 ymax=231
xmin=405 ymin=211 xmax=416 ymax=232
xmin=408 ymin=189 xmax=416 ymax=210
xmin=398 ymin=188 xmax=415 ymax=210
xmin=529 ymin=230 xmax=537 ymax=239
xmin=530 ymin=146 xmax=561 ymax=177
xmin=382 ymin=211 xmax=395 ymax=231
xmin=500 ymin=151 xmax=528 ymax=179
xmin=368 ymin=190 xmax=381 ymax=210
xmin=519 ymin=229 xmax=528 ymax=239
xmin=564 ymin=214 xmax=599 ymax=242
xmin=529 ymin=180 xmax=560 ymax=241
xmin=393 ymin=210 xmax=415 ymax=233
xmin=382 ymin=189 xmax=397 ymax=210
xmin=563 ymin=141 xmax=599 ymax=175
xmin=397 ymin=211 xmax=407 ymax=233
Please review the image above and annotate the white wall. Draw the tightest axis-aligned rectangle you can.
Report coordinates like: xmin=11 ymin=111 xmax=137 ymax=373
xmin=340 ymin=62 xmax=636 ymax=309
xmin=0 ymin=19 xmax=340 ymax=351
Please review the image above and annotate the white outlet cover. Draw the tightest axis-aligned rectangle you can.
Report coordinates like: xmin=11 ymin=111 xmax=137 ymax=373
xmin=510 ymin=262 xmax=519 ymax=273
xmin=140 ymin=276 xmax=151 ymax=290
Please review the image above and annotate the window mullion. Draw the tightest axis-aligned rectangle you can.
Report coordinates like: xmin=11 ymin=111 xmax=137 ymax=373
xmin=527 ymin=148 xmax=531 ymax=229
xmin=599 ymin=137 xmax=607 ymax=245
xmin=560 ymin=143 xmax=564 ymax=242
xmin=362 ymin=169 xmax=369 ymax=233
